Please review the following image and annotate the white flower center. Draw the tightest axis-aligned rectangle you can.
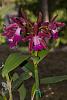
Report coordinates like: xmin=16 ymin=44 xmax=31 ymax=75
xmin=8 ymin=38 xmax=13 ymax=42
xmin=33 ymin=36 xmax=41 ymax=46
xmin=15 ymin=27 xmax=21 ymax=36
xmin=52 ymin=28 xmax=58 ymax=34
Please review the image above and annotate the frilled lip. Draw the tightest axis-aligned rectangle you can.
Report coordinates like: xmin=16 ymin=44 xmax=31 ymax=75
xmin=33 ymin=44 xmax=44 ymax=51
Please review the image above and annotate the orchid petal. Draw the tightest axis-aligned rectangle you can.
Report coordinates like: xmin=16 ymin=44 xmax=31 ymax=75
xmin=38 ymin=32 xmax=51 ymax=38
xmin=56 ymin=22 xmax=65 ymax=27
xmin=22 ymin=35 xmax=33 ymax=42
xmin=40 ymin=39 xmax=48 ymax=49
xmin=5 ymin=23 xmax=18 ymax=30
xmin=33 ymin=23 xmax=38 ymax=34
xmin=37 ymin=12 xmax=42 ymax=24
xmin=29 ymin=39 xmax=33 ymax=52
xmin=50 ymin=15 xmax=58 ymax=22
xmin=15 ymin=27 xmax=21 ymax=36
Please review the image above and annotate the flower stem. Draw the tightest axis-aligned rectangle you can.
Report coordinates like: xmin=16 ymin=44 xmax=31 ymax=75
xmin=34 ymin=51 xmax=40 ymax=100
xmin=34 ymin=63 xmax=40 ymax=100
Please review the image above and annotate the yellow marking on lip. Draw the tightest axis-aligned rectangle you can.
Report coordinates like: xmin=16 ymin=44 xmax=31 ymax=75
xmin=39 ymin=26 xmax=48 ymax=30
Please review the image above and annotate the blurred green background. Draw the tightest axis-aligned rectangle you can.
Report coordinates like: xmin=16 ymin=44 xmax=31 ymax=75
xmin=0 ymin=0 xmax=67 ymax=46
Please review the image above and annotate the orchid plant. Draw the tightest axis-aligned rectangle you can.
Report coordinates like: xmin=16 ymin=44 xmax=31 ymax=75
xmin=1 ymin=11 xmax=65 ymax=100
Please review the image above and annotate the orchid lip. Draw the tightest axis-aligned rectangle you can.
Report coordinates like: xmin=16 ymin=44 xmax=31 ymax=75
xmin=33 ymin=44 xmax=44 ymax=51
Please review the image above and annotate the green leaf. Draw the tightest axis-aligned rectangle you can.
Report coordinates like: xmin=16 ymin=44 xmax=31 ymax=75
xmin=18 ymin=47 xmax=28 ymax=53
xmin=32 ymin=56 xmax=40 ymax=65
xmin=40 ymin=75 xmax=67 ymax=84
xmin=12 ymin=73 xmax=19 ymax=81
xmin=0 ymin=69 xmax=2 ymax=75
xmin=2 ymin=53 xmax=29 ymax=77
xmin=18 ymin=84 xmax=26 ymax=100
xmin=0 ymin=96 xmax=4 ymax=100
xmin=12 ymin=72 xmax=32 ymax=91
xmin=22 ymin=62 xmax=34 ymax=77
xmin=38 ymin=50 xmax=48 ymax=64
xmin=32 ymin=50 xmax=48 ymax=64
xmin=60 ymin=38 xmax=67 ymax=44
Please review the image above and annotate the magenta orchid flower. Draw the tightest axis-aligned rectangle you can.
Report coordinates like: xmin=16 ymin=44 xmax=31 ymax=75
xmin=41 ymin=15 xmax=65 ymax=39
xmin=8 ymin=27 xmax=22 ymax=48
xmin=22 ymin=22 xmax=51 ymax=52
xmin=21 ymin=12 xmax=51 ymax=52
xmin=3 ymin=23 xmax=18 ymax=38
xmin=3 ymin=12 xmax=32 ymax=48
xmin=3 ymin=23 xmax=22 ymax=48
xmin=3 ymin=12 xmax=65 ymax=51
xmin=48 ymin=15 xmax=65 ymax=39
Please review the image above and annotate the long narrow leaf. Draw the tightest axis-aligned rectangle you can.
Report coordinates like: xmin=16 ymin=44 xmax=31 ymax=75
xmin=40 ymin=75 xmax=67 ymax=84
xmin=18 ymin=84 xmax=26 ymax=100
xmin=12 ymin=72 xmax=32 ymax=91
xmin=22 ymin=62 xmax=34 ymax=77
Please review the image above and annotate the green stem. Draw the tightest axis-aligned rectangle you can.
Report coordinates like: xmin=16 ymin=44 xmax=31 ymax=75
xmin=34 ymin=63 xmax=40 ymax=100
xmin=6 ymin=75 xmax=13 ymax=100
xmin=34 ymin=51 xmax=40 ymax=100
